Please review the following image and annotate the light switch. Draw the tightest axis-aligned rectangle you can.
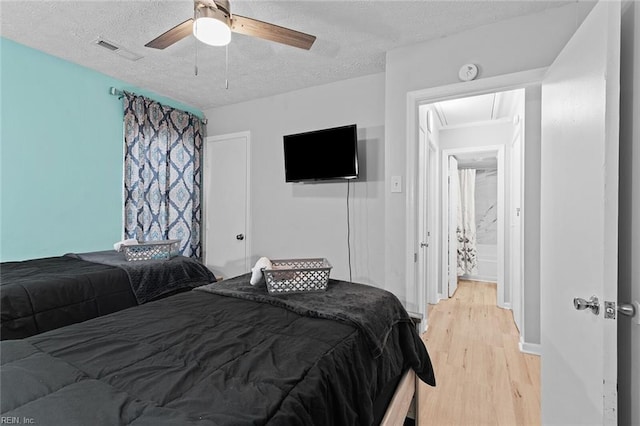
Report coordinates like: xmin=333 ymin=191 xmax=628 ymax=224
xmin=391 ymin=176 xmax=402 ymax=193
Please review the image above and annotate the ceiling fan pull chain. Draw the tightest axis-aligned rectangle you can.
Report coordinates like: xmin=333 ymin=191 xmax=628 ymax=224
xmin=225 ymin=44 xmax=229 ymax=89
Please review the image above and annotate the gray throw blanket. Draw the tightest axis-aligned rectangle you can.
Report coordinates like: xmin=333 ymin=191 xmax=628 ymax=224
xmin=68 ymin=251 xmax=216 ymax=304
xmin=195 ymin=273 xmax=413 ymax=358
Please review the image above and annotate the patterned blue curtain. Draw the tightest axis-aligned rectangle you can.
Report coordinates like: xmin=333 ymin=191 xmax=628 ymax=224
xmin=123 ymin=92 xmax=204 ymax=259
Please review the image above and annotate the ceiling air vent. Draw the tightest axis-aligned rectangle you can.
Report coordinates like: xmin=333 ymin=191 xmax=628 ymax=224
xmin=96 ymin=39 xmax=119 ymax=51
xmin=93 ymin=37 xmax=143 ymax=61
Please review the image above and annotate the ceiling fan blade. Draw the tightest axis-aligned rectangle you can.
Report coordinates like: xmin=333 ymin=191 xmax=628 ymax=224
xmin=145 ymin=18 xmax=194 ymax=49
xmin=231 ymin=15 xmax=316 ymax=50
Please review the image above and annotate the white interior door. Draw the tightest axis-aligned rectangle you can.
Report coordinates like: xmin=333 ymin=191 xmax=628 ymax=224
xmin=448 ymin=156 xmax=459 ymax=297
xmin=418 ymin=126 xmax=428 ymax=313
xmin=204 ymin=132 xmax=250 ymax=279
xmin=417 ymin=119 xmax=440 ymax=321
xmin=540 ymin=1 xmax=620 ymax=424
xmin=428 ymin=142 xmax=439 ymax=303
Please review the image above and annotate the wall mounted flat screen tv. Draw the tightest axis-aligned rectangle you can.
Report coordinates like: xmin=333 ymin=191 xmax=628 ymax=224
xmin=283 ymin=124 xmax=358 ymax=182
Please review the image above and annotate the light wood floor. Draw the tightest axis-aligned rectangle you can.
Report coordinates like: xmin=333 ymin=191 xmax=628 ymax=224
xmin=418 ymin=280 xmax=540 ymax=425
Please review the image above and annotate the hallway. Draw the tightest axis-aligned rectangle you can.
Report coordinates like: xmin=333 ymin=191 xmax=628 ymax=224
xmin=418 ymin=280 xmax=540 ymax=425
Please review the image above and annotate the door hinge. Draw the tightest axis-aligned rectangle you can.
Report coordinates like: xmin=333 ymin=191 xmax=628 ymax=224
xmin=414 ymin=253 xmax=418 ymax=263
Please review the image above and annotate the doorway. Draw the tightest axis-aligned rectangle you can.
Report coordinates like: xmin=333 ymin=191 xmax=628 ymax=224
xmin=416 ymin=88 xmax=534 ymax=425
xmin=441 ymin=146 xmax=505 ymax=303
xmin=410 ymin=84 xmax=529 ymax=343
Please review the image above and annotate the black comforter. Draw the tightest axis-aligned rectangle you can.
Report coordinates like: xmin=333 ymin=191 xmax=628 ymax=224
xmin=1 ymin=274 xmax=435 ymax=425
xmin=68 ymin=251 xmax=216 ymax=304
xmin=0 ymin=256 xmax=136 ymax=340
xmin=1 ymin=253 xmax=216 ymax=340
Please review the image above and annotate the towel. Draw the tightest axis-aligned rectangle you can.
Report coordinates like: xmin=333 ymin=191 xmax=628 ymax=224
xmin=113 ymin=238 xmax=139 ymax=252
xmin=250 ymin=257 xmax=272 ymax=285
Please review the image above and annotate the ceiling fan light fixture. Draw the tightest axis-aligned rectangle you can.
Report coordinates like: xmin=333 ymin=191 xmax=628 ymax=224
xmin=193 ymin=7 xmax=231 ymax=46
xmin=146 ymin=0 xmax=316 ymax=51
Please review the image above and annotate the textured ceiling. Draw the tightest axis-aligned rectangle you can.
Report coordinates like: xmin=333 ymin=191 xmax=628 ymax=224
xmin=1 ymin=0 xmax=570 ymax=111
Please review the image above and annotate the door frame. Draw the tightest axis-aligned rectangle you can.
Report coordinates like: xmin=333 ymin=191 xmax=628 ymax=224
xmin=203 ymin=131 xmax=252 ymax=277
xmin=509 ymin=118 xmax=525 ymax=336
xmin=406 ymin=68 xmax=546 ymax=332
xmin=440 ymin=146 xmax=505 ymax=306
xmin=447 ymin=155 xmax=460 ymax=298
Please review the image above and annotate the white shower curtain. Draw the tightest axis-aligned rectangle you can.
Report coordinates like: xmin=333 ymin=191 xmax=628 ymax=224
xmin=457 ymin=169 xmax=478 ymax=276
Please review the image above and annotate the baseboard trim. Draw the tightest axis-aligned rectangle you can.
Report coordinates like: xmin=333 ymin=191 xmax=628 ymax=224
xmin=460 ymin=274 xmax=498 ymax=283
xmin=519 ymin=340 xmax=542 ymax=356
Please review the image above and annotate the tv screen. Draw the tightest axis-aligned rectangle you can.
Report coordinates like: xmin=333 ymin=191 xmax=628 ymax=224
xmin=283 ymin=124 xmax=358 ymax=182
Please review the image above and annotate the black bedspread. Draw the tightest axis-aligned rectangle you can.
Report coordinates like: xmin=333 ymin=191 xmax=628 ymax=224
xmin=0 ymin=256 xmax=136 ymax=340
xmin=68 ymin=251 xmax=216 ymax=304
xmin=1 ymin=253 xmax=216 ymax=340
xmin=1 ymin=276 xmax=435 ymax=425
xmin=197 ymin=274 xmax=430 ymax=365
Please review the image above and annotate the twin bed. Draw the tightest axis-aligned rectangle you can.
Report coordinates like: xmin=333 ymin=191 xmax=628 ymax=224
xmin=0 ymin=255 xmax=435 ymax=425
xmin=1 ymin=251 xmax=216 ymax=340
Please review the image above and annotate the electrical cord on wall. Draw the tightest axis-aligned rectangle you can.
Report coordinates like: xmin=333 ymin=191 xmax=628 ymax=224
xmin=347 ymin=181 xmax=353 ymax=282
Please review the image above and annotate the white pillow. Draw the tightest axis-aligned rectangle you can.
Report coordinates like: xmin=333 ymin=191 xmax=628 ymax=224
xmin=250 ymin=257 xmax=273 ymax=285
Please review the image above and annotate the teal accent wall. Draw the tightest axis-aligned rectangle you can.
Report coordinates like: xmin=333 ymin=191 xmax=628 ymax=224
xmin=0 ymin=38 xmax=203 ymax=261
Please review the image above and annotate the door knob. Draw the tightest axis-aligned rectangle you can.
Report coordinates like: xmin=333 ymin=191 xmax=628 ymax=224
xmin=574 ymin=295 xmax=600 ymax=315
xmin=617 ymin=303 xmax=637 ymax=318
xmin=236 ymin=234 xmax=244 ymax=241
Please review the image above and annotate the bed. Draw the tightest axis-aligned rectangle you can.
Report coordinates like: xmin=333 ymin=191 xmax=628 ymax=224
xmin=0 ymin=273 xmax=435 ymax=425
xmin=1 ymin=251 xmax=216 ymax=340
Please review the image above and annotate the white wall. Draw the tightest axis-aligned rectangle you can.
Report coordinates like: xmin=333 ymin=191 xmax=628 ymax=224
xmin=523 ymin=85 xmax=542 ymax=345
xmin=439 ymin=122 xmax=514 ymax=151
xmin=618 ymin=2 xmax=639 ymax=424
xmin=473 ymin=169 xmax=498 ymax=283
xmin=203 ymin=73 xmax=386 ymax=286
xmin=473 ymin=244 xmax=498 ymax=282
xmin=384 ymin=2 xmax=592 ymax=339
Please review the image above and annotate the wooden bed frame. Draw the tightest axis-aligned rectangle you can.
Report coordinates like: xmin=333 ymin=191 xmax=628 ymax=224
xmin=381 ymin=369 xmax=418 ymax=425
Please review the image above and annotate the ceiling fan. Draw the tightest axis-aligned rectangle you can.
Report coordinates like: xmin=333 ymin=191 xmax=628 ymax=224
xmin=145 ymin=0 xmax=316 ymax=50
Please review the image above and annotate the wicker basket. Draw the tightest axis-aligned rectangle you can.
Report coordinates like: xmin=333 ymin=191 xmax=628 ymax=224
xmin=123 ymin=239 xmax=181 ymax=262
xmin=263 ymin=258 xmax=332 ymax=295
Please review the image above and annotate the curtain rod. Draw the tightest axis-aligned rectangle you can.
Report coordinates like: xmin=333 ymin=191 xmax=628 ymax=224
xmin=109 ymin=87 xmax=124 ymax=98
xmin=109 ymin=87 xmax=208 ymax=125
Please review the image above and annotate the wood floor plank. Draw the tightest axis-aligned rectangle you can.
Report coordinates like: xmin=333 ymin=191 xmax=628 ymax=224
xmin=419 ymin=280 xmax=540 ymax=425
